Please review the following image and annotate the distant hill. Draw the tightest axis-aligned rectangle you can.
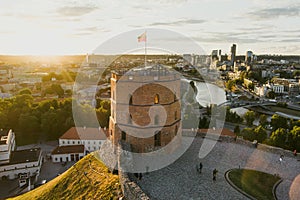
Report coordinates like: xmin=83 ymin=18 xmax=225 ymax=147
xmin=9 ymin=153 xmax=122 ymax=200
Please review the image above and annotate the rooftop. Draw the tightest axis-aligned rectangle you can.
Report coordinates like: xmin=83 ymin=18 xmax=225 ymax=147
xmin=59 ymin=127 xmax=107 ymax=141
xmin=113 ymin=64 xmax=177 ymax=76
xmin=0 ymin=148 xmax=41 ymax=166
xmin=51 ymin=145 xmax=84 ymax=155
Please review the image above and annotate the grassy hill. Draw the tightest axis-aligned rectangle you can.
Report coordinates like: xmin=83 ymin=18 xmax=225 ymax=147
xmin=9 ymin=153 xmax=122 ymax=200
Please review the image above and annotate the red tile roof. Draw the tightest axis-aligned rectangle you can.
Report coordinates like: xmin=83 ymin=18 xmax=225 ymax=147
xmin=51 ymin=145 xmax=84 ymax=155
xmin=59 ymin=127 xmax=107 ymax=140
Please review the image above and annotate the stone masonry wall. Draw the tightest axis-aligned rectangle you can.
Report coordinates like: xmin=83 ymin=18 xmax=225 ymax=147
xmin=118 ymin=142 xmax=150 ymax=200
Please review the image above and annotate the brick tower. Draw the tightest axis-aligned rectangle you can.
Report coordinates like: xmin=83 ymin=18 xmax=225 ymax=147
xmin=109 ymin=65 xmax=181 ymax=153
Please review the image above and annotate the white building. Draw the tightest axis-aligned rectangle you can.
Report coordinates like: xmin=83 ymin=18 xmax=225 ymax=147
xmin=272 ymin=84 xmax=285 ymax=94
xmin=51 ymin=127 xmax=107 ymax=163
xmin=0 ymin=129 xmax=16 ymax=165
xmin=254 ymin=85 xmax=269 ymax=97
xmin=51 ymin=145 xmax=85 ymax=163
xmin=0 ymin=129 xmax=42 ymax=180
xmin=0 ymin=148 xmax=42 ymax=180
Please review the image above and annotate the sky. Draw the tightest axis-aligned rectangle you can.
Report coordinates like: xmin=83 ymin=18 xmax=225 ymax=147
xmin=0 ymin=0 xmax=300 ymax=55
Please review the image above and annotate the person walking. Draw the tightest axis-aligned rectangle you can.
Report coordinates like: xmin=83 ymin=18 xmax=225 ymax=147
xmin=279 ymin=154 xmax=284 ymax=164
xmin=213 ymin=168 xmax=218 ymax=181
xmin=199 ymin=162 xmax=203 ymax=174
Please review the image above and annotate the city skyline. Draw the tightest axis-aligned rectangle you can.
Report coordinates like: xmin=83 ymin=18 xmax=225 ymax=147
xmin=0 ymin=0 xmax=300 ymax=55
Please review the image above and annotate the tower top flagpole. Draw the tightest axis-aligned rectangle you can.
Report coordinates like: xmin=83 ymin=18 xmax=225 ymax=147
xmin=138 ymin=31 xmax=147 ymax=67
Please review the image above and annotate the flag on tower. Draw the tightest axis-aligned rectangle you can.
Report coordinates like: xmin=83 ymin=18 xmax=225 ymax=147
xmin=138 ymin=32 xmax=147 ymax=42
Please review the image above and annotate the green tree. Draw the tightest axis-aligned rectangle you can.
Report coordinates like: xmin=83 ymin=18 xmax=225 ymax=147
xmin=42 ymin=72 xmax=63 ymax=82
xmin=18 ymin=113 xmax=40 ymax=133
xmin=259 ymin=114 xmax=268 ymax=127
xmin=253 ymin=126 xmax=267 ymax=143
xmin=266 ymin=91 xmax=275 ymax=99
xmin=271 ymin=114 xmax=288 ymax=131
xmin=244 ymin=110 xmax=255 ymax=126
xmin=226 ymin=80 xmax=235 ymax=91
xmin=289 ymin=126 xmax=300 ymax=151
xmin=0 ymin=100 xmax=11 ymax=128
xmin=51 ymin=84 xmax=64 ymax=98
xmin=270 ymin=128 xmax=287 ymax=148
xmin=241 ymin=128 xmax=255 ymax=141
xmin=225 ymin=107 xmax=243 ymax=123
xmin=234 ymin=125 xmax=240 ymax=135
xmin=43 ymin=84 xmax=64 ymax=98
xmin=291 ymin=120 xmax=300 ymax=128
xmin=18 ymin=88 xmax=32 ymax=95
xmin=96 ymin=107 xmax=110 ymax=128
xmin=293 ymin=70 xmax=300 ymax=77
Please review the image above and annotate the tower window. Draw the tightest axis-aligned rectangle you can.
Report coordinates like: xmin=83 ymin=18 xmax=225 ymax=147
xmin=154 ymin=94 xmax=159 ymax=104
xmin=129 ymin=95 xmax=133 ymax=105
xmin=121 ymin=131 xmax=126 ymax=141
xmin=175 ymin=125 xmax=178 ymax=136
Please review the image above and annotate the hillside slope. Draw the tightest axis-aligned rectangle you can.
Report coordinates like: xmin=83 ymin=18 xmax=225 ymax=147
xmin=9 ymin=153 xmax=122 ymax=200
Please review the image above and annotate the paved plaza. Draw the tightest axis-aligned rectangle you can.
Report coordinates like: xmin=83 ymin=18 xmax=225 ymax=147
xmin=135 ymin=137 xmax=300 ymax=200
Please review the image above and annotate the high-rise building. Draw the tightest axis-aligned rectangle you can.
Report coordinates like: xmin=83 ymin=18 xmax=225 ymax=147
xmin=86 ymin=53 xmax=89 ymax=64
xmin=218 ymin=50 xmax=222 ymax=61
xmin=230 ymin=44 xmax=236 ymax=65
xmin=245 ymin=51 xmax=253 ymax=64
xmin=183 ymin=54 xmax=192 ymax=65
xmin=211 ymin=50 xmax=218 ymax=61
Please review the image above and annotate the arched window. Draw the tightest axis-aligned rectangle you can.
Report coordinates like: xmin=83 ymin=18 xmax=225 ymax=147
xmin=175 ymin=125 xmax=178 ymax=136
xmin=129 ymin=95 xmax=133 ymax=105
xmin=154 ymin=94 xmax=159 ymax=104
xmin=174 ymin=92 xmax=176 ymax=102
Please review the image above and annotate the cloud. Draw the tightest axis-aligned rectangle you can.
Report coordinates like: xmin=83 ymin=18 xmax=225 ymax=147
xmin=149 ymin=19 xmax=206 ymax=26
xmin=247 ymin=5 xmax=300 ymax=19
xmin=57 ymin=5 xmax=98 ymax=17
xmin=279 ymin=38 xmax=300 ymax=43
xmin=190 ymin=31 xmax=266 ymax=44
xmin=154 ymin=32 xmax=263 ymax=44
xmin=72 ymin=26 xmax=110 ymax=36
xmin=282 ymin=29 xmax=300 ymax=33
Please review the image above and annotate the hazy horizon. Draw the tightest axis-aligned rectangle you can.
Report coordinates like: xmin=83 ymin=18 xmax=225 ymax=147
xmin=0 ymin=0 xmax=300 ymax=55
